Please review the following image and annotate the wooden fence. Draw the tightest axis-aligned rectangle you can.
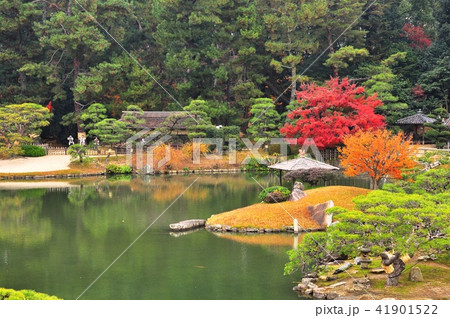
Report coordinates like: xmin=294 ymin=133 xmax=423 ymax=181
xmin=34 ymin=144 xmax=114 ymax=156
xmin=319 ymin=148 xmax=340 ymax=165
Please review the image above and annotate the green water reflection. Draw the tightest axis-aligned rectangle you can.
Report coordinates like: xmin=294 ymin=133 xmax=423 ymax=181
xmin=0 ymin=173 xmax=369 ymax=299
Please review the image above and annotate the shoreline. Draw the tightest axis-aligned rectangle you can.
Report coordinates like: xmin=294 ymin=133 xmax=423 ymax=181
xmin=0 ymin=168 xmax=249 ymax=180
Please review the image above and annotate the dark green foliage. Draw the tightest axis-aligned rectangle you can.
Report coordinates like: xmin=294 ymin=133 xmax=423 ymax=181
xmin=0 ymin=0 xmax=449 ymax=139
xmin=245 ymin=158 xmax=269 ymax=171
xmin=425 ymin=121 xmax=450 ymax=148
xmin=258 ymin=186 xmax=291 ymax=203
xmin=284 ymin=168 xmax=338 ymax=186
xmin=20 ymin=145 xmax=45 ymax=157
xmin=106 ymin=164 xmax=132 ymax=175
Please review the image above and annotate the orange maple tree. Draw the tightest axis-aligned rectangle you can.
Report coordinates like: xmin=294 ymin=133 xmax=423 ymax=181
xmin=339 ymin=130 xmax=418 ymax=189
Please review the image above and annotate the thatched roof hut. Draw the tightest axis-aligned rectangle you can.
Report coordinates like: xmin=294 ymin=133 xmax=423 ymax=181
xmin=268 ymin=152 xmax=339 ymax=185
xmin=396 ymin=110 xmax=437 ymax=144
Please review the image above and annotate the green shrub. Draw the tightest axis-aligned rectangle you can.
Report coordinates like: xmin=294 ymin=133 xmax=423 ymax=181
xmin=412 ymin=169 xmax=450 ymax=194
xmin=245 ymin=158 xmax=269 ymax=171
xmin=0 ymin=287 xmax=61 ymax=300
xmin=68 ymin=144 xmax=87 ymax=162
xmin=20 ymin=145 xmax=46 ymax=157
xmin=258 ymin=186 xmax=291 ymax=203
xmin=106 ymin=164 xmax=132 ymax=174
xmin=120 ymin=165 xmax=132 ymax=174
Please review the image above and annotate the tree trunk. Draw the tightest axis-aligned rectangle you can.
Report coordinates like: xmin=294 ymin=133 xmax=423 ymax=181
xmin=19 ymin=72 xmax=26 ymax=93
xmin=381 ymin=252 xmax=405 ymax=286
xmin=290 ymin=66 xmax=297 ymax=104
xmin=327 ymin=27 xmax=338 ymax=77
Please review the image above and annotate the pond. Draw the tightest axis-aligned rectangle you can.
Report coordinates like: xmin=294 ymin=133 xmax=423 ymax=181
xmin=0 ymin=173 xmax=370 ymax=300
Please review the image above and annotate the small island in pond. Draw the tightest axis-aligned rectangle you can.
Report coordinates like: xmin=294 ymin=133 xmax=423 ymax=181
xmin=206 ymin=186 xmax=370 ymax=232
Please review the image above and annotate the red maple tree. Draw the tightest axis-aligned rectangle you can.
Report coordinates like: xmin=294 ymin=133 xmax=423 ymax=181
xmin=45 ymin=101 xmax=53 ymax=111
xmin=402 ymin=23 xmax=432 ymax=49
xmin=281 ymin=78 xmax=385 ymax=149
xmin=411 ymin=84 xmax=426 ymax=99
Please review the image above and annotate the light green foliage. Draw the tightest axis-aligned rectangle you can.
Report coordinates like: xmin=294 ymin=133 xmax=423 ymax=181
xmin=90 ymin=118 xmax=129 ymax=147
xmin=106 ymin=164 xmax=133 ymax=175
xmin=0 ymin=287 xmax=61 ymax=300
xmin=80 ymin=103 xmax=108 ymax=135
xmin=412 ymin=169 xmax=450 ymax=194
xmin=183 ymin=100 xmax=215 ymax=139
xmin=121 ymin=105 xmax=145 ymax=132
xmin=0 ymin=103 xmax=52 ymax=158
xmin=361 ymin=52 xmax=409 ymax=126
xmin=68 ymin=144 xmax=87 ymax=163
xmin=247 ymin=98 xmax=281 ymax=142
xmin=285 ymin=169 xmax=450 ymax=276
xmin=324 ymin=46 xmax=369 ymax=73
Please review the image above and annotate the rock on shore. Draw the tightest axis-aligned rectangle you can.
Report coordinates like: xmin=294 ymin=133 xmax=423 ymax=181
xmin=169 ymin=219 xmax=206 ymax=231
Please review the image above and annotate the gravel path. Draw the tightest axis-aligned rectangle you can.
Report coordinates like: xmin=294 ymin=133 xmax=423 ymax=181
xmin=0 ymin=155 xmax=71 ymax=173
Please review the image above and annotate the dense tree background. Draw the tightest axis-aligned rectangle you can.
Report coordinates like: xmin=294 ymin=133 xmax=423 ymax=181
xmin=1 ymin=0 xmax=449 ymax=145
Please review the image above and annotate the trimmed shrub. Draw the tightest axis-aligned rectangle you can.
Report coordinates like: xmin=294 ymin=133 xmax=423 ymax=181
xmin=258 ymin=186 xmax=291 ymax=203
xmin=412 ymin=169 xmax=450 ymax=194
xmin=0 ymin=288 xmax=61 ymax=300
xmin=120 ymin=165 xmax=132 ymax=174
xmin=21 ymin=145 xmax=46 ymax=157
xmin=106 ymin=164 xmax=132 ymax=175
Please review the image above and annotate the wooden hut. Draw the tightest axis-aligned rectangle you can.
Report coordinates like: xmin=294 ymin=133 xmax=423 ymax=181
xmin=396 ymin=110 xmax=436 ymax=144
xmin=268 ymin=152 xmax=339 ymax=186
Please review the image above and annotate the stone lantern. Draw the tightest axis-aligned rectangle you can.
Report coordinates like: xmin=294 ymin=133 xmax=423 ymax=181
xmin=359 ymin=247 xmax=372 ymax=269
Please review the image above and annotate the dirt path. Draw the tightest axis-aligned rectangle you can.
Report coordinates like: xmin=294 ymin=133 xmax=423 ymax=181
xmin=0 ymin=155 xmax=71 ymax=173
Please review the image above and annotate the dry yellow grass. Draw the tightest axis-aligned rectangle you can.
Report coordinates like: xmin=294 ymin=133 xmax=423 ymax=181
xmin=207 ymin=186 xmax=370 ymax=229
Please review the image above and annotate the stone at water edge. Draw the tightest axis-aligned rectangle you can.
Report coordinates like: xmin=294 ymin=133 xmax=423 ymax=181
xmin=301 ymin=277 xmax=317 ymax=284
xmin=313 ymin=288 xmax=327 ymax=299
xmin=307 ymin=200 xmax=334 ymax=228
xmin=169 ymin=219 xmax=206 ymax=231
xmin=409 ymin=267 xmax=424 ymax=282
xmin=326 ymin=292 xmax=339 ymax=300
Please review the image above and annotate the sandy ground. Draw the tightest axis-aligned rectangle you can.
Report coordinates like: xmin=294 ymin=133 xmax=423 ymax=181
xmin=0 ymin=155 xmax=71 ymax=173
xmin=0 ymin=181 xmax=80 ymax=190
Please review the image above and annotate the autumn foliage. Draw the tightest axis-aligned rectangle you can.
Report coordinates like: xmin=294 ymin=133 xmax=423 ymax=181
xmin=207 ymin=186 xmax=370 ymax=229
xmin=402 ymin=23 xmax=433 ymax=49
xmin=339 ymin=130 xmax=418 ymax=189
xmin=281 ymin=78 xmax=385 ymax=149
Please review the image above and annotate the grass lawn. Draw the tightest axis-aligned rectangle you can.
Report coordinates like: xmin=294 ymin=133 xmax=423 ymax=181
xmin=207 ymin=186 xmax=370 ymax=229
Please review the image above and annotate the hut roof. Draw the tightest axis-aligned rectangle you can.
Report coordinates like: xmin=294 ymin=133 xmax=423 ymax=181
xmin=396 ymin=111 xmax=436 ymax=125
xmin=268 ymin=156 xmax=339 ymax=171
xmin=120 ymin=111 xmax=192 ymax=129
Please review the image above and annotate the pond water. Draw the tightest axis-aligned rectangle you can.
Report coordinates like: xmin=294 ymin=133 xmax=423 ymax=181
xmin=0 ymin=173 xmax=369 ymax=300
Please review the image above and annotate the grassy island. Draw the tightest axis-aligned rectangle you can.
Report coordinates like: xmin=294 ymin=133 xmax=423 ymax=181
xmin=207 ymin=186 xmax=370 ymax=229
